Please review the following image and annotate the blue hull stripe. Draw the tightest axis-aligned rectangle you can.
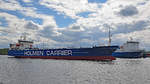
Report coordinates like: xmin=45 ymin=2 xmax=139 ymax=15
xmin=8 ymin=46 xmax=119 ymax=57
xmin=112 ymin=52 xmax=142 ymax=58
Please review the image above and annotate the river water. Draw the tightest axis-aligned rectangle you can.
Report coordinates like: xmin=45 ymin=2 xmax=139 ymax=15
xmin=0 ymin=55 xmax=150 ymax=84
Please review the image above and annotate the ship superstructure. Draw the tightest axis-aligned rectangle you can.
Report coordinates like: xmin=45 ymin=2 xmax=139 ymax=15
xmin=112 ymin=40 xmax=143 ymax=58
xmin=10 ymin=36 xmax=33 ymax=50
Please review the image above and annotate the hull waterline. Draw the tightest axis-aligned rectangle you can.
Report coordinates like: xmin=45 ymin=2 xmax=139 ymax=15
xmin=14 ymin=56 xmax=116 ymax=61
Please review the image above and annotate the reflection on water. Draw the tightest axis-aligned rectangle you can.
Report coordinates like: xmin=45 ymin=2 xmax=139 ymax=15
xmin=124 ymin=59 xmax=142 ymax=65
xmin=0 ymin=55 xmax=150 ymax=84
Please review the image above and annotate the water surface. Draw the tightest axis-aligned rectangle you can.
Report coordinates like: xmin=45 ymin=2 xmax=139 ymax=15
xmin=0 ymin=55 xmax=150 ymax=84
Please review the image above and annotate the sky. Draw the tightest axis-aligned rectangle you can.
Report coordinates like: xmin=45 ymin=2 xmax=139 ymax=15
xmin=0 ymin=0 xmax=150 ymax=50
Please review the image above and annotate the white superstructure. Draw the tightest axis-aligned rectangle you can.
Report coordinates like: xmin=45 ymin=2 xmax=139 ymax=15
xmin=10 ymin=35 xmax=33 ymax=50
xmin=116 ymin=41 xmax=140 ymax=52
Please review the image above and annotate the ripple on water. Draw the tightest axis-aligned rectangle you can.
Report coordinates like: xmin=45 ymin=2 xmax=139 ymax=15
xmin=0 ymin=55 xmax=150 ymax=84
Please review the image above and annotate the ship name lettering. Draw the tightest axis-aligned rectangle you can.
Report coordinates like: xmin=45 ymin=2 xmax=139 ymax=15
xmin=46 ymin=50 xmax=72 ymax=56
xmin=24 ymin=51 xmax=44 ymax=56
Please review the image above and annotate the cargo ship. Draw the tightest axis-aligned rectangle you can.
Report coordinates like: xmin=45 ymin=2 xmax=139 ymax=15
xmin=112 ymin=39 xmax=143 ymax=58
xmin=8 ymin=37 xmax=118 ymax=60
xmin=8 ymin=28 xmax=119 ymax=61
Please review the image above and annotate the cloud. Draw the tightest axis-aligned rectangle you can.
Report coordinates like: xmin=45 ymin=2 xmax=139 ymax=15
xmin=24 ymin=21 xmax=39 ymax=30
xmin=0 ymin=16 xmax=8 ymax=27
xmin=88 ymin=0 xmax=107 ymax=3
xmin=77 ymin=11 xmax=93 ymax=18
xmin=118 ymin=5 xmax=138 ymax=17
xmin=39 ymin=25 xmax=60 ymax=37
xmin=37 ymin=0 xmax=150 ymax=48
xmin=19 ymin=0 xmax=76 ymax=27
xmin=0 ymin=13 xmax=42 ymax=46
xmin=39 ymin=0 xmax=100 ymax=19
xmin=0 ymin=36 xmax=10 ymax=48
xmin=0 ymin=0 xmax=21 ymax=10
xmin=1 ymin=0 xmax=150 ymax=50
xmin=23 ymin=0 xmax=32 ymax=3
xmin=113 ymin=20 xmax=149 ymax=34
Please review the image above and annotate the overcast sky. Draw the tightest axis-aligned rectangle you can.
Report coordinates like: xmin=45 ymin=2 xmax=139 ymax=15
xmin=0 ymin=0 xmax=150 ymax=50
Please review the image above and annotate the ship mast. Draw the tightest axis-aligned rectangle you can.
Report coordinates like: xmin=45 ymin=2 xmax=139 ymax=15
xmin=108 ymin=26 xmax=111 ymax=46
xmin=22 ymin=33 xmax=27 ymax=41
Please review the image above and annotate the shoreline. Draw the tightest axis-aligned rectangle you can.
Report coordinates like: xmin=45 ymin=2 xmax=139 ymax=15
xmin=0 ymin=48 xmax=8 ymax=55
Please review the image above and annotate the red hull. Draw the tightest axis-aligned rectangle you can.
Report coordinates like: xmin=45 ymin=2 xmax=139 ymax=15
xmin=146 ymin=53 xmax=150 ymax=57
xmin=14 ymin=56 xmax=116 ymax=61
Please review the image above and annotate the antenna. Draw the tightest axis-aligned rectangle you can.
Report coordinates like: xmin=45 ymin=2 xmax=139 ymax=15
xmin=130 ymin=37 xmax=133 ymax=41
